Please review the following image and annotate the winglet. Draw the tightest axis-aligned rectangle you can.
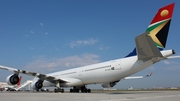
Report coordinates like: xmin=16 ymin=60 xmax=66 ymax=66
xmin=146 ymin=72 xmax=153 ymax=77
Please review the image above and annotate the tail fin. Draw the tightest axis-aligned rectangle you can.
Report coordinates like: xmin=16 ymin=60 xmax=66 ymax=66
xmin=135 ymin=3 xmax=175 ymax=60
xmin=146 ymin=3 xmax=175 ymax=49
xmin=16 ymin=76 xmax=22 ymax=86
xmin=126 ymin=3 xmax=175 ymax=59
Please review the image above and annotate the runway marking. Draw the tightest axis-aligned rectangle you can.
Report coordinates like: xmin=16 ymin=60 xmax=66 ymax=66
xmin=101 ymin=94 xmax=180 ymax=101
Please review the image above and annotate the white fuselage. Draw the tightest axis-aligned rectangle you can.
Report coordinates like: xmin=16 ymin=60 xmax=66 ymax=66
xmin=31 ymin=50 xmax=173 ymax=88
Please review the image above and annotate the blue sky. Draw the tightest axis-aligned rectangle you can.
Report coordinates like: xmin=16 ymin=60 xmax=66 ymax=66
xmin=0 ymin=0 xmax=180 ymax=89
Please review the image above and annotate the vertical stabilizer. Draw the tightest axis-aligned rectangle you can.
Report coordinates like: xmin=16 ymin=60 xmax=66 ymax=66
xmin=146 ymin=3 xmax=174 ymax=49
xmin=136 ymin=3 xmax=175 ymax=60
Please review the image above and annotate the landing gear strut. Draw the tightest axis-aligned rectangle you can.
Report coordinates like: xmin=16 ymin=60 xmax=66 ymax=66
xmin=54 ymin=81 xmax=64 ymax=93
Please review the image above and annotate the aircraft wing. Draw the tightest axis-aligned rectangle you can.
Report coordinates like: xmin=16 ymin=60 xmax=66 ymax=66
xmin=0 ymin=65 xmax=67 ymax=83
xmin=123 ymin=72 xmax=152 ymax=80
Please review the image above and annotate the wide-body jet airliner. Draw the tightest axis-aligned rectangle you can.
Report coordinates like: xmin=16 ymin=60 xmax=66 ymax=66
xmin=0 ymin=3 xmax=179 ymax=93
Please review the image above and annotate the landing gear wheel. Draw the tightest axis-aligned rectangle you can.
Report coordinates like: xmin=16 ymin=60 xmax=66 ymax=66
xmin=61 ymin=89 xmax=64 ymax=93
xmin=87 ymin=89 xmax=91 ymax=93
xmin=54 ymin=88 xmax=57 ymax=92
xmin=54 ymin=88 xmax=64 ymax=93
xmin=80 ymin=88 xmax=91 ymax=93
xmin=70 ymin=86 xmax=91 ymax=93
xmin=84 ymin=88 xmax=87 ymax=93
xmin=75 ymin=89 xmax=79 ymax=93
xmin=70 ymin=88 xmax=79 ymax=93
xmin=81 ymin=89 xmax=84 ymax=93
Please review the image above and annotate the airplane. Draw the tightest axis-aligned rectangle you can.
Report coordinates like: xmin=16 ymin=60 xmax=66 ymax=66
xmin=0 ymin=3 xmax=179 ymax=93
xmin=0 ymin=76 xmax=22 ymax=91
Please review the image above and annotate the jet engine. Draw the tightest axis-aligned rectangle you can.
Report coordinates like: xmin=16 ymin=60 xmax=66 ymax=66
xmin=101 ymin=81 xmax=119 ymax=88
xmin=31 ymin=80 xmax=43 ymax=90
xmin=6 ymin=74 xmax=20 ymax=85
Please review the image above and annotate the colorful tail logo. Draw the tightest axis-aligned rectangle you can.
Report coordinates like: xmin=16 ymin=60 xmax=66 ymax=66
xmin=146 ymin=3 xmax=175 ymax=49
xmin=125 ymin=3 xmax=175 ymax=58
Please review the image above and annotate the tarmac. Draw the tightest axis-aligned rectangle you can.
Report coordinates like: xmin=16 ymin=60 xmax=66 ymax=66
xmin=0 ymin=91 xmax=180 ymax=101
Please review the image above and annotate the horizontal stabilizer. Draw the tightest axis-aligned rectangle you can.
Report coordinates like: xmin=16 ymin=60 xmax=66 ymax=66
xmin=123 ymin=72 xmax=153 ymax=80
xmin=166 ymin=55 xmax=180 ymax=59
xmin=135 ymin=32 xmax=163 ymax=60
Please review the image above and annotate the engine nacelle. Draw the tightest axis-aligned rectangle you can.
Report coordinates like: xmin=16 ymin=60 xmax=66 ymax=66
xmin=31 ymin=80 xmax=43 ymax=90
xmin=101 ymin=81 xmax=118 ymax=88
xmin=6 ymin=74 xmax=19 ymax=85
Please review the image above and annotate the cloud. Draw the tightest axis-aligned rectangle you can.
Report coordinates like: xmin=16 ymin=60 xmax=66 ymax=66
xmin=24 ymin=35 xmax=29 ymax=37
xmin=148 ymin=66 xmax=155 ymax=70
xmin=162 ymin=60 xmax=180 ymax=65
xmin=166 ymin=66 xmax=180 ymax=71
xmin=69 ymin=39 xmax=98 ymax=48
xmin=24 ymin=54 xmax=100 ymax=73
xmin=40 ymin=22 xmax=44 ymax=26
xmin=163 ymin=60 xmax=170 ymax=65
xmin=29 ymin=47 xmax=35 ymax=50
xmin=163 ymin=60 xmax=180 ymax=70
xmin=99 ymin=46 xmax=110 ymax=50
xmin=55 ymin=48 xmax=59 ymax=51
xmin=45 ymin=32 xmax=48 ymax=35
xmin=30 ymin=31 xmax=35 ymax=34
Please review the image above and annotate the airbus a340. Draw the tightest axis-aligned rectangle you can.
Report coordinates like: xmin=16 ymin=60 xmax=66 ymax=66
xmin=0 ymin=3 xmax=179 ymax=93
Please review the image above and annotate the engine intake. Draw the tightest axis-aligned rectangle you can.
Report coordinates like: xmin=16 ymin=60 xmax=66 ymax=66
xmin=32 ymin=80 xmax=43 ymax=90
xmin=6 ymin=74 xmax=19 ymax=85
xmin=101 ymin=81 xmax=119 ymax=88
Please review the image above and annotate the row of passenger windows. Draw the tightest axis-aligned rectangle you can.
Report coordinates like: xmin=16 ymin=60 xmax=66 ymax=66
xmin=53 ymin=65 xmax=112 ymax=76
xmin=85 ymin=65 xmax=111 ymax=72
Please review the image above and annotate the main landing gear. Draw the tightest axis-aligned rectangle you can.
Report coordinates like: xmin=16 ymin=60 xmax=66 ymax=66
xmin=54 ymin=88 xmax=64 ymax=93
xmin=54 ymin=81 xmax=64 ymax=93
xmin=70 ymin=86 xmax=91 ymax=93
